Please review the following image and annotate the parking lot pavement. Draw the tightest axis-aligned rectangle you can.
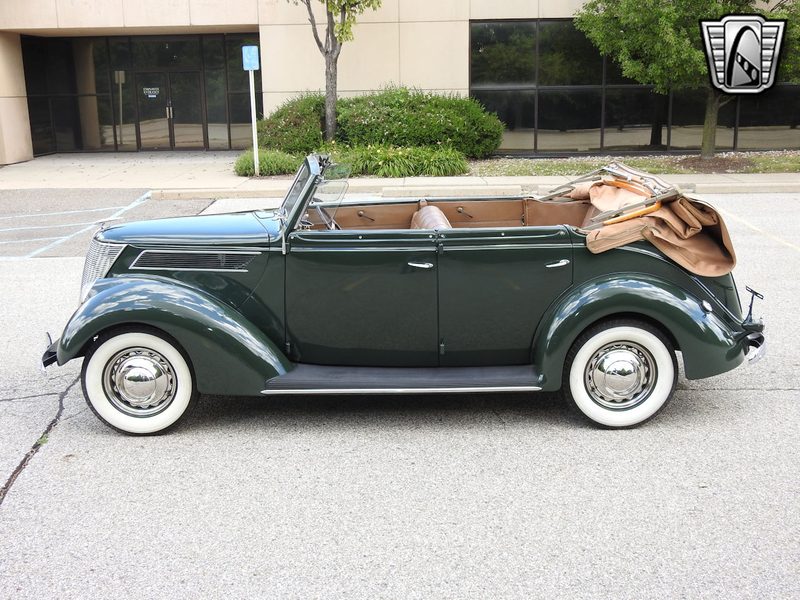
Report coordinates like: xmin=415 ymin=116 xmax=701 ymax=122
xmin=0 ymin=189 xmax=212 ymax=258
xmin=0 ymin=193 xmax=798 ymax=599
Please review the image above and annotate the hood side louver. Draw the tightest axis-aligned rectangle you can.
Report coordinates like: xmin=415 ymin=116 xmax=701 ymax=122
xmin=131 ymin=250 xmax=259 ymax=272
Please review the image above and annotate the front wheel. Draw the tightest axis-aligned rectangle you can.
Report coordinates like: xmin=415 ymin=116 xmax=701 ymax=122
xmin=81 ymin=329 xmax=198 ymax=434
xmin=563 ymin=321 xmax=677 ymax=428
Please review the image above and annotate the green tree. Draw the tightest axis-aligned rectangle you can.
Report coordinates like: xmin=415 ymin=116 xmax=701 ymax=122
xmin=290 ymin=0 xmax=382 ymax=141
xmin=575 ymin=0 xmax=800 ymax=157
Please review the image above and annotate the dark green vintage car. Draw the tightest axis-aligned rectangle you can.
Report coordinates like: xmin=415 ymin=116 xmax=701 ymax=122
xmin=42 ymin=155 xmax=765 ymax=434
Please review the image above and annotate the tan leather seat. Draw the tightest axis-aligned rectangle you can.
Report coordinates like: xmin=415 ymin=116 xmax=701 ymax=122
xmin=410 ymin=200 xmax=452 ymax=230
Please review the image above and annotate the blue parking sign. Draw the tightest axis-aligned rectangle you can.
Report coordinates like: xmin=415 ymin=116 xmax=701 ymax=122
xmin=242 ymin=46 xmax=260 ymax=71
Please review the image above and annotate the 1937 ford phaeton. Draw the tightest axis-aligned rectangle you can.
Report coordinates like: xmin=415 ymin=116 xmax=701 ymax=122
xmin=42 ymin=155 xmax=765 ymax=434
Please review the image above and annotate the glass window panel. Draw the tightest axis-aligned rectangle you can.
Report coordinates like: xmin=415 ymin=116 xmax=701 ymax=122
xmin=21 ymin=37 xmax=48 ymax=96
xmin=91 ymin=40 xmax=110 ymax=94
xmin=46 ymin=39 xmax=77 ymax=94
xmin=538 ymin=20 xmax=602 ymax=86
xmin=670 ymin=89 xmax=734 ymax=151
xmin=538 ymin=89 xmax=602 ymax=152
xmin=203 ymin=36 xmax=225 ymax=69
xmin=227 ymin=36 xmax=261 ymax=92
xmin=52 ymin=96 xmax=81 ymax=152
xmin=229 ymin=92 xmax=262 ymax=149
xmin=604 ymin=89 xmax=668 ymax=151
xmin=132 ymin=39 xmax=201 ymax=69
xmin=27 ymin=97 xmax=54 ymax=155
xmin=470 ymin=21 xmax=536 ymax=87
xmin=170 ymin=71 xmax=204 ymax=149
xmin=109 ymin=39 xmax=132 ymax=70
xmin=205 ymin=69 xmax=229 ymax=149
xmin=95 ymin=95 xmax=116 ymax=150
xmin=737 ymin=85 xmax=800 ymax=150
xmin=472 ymin=90 xmax=535 ymax=152
xmin=111 ymin=69 xmax=137 ymax=151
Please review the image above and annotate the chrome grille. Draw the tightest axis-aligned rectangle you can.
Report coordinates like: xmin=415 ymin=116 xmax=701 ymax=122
xmin=81 ymin=239 xmax=125 ymax=301
xmin=130 ymin=250 xmax=258 ymax=272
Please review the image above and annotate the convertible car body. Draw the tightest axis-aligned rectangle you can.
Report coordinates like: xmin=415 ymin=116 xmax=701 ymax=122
xmin=42 ymin=155 xmax=765 ymax=433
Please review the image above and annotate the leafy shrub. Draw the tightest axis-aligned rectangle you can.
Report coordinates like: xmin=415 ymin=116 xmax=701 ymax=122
xmin=336 ymin=87 xmax=504 ymax=159
xmin=234 ymin=150 xmax=302 ymax=177
xmin=327 ymin=144 xmax=468 ymax=177
xmin=256 ymin=93 xmax=325 ymax=156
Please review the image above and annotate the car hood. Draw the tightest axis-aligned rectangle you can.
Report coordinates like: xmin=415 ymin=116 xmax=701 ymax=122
xmin=98 ymin=212 xmax=273 ymax=248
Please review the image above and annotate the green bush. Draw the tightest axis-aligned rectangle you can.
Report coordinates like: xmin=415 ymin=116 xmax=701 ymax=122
xmin=256 ymin=93 xmax=324 ymax=156
xmin=234 ymin=149 xmax=302 ymax=177
xmin=336 ymin=87 xmax=504 ymax=159
xmin=327 ymin=144 xmax=468 ymax=177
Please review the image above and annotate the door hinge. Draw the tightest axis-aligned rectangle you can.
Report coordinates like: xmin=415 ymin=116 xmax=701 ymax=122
xmin=285 ymin=341 xmax=291 ymax=354
xmin=439 ymin=340 xmax=445 ymax=355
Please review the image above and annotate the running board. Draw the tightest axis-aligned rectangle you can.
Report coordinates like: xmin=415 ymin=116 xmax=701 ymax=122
xmin=262 ymin=364 xmax=542 ymax=395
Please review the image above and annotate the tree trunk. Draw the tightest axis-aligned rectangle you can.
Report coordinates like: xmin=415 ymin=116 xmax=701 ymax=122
xmin=700 ymin=87 xmax=722 ymax=159
xmin=649 ymin=94 xmax=667 ymax=148
xmin=324 ymin=55 xmax=338 ymax=142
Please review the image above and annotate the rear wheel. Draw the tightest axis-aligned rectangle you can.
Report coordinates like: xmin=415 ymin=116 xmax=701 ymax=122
xmin=563 ymin=320 xmax=677 ymax=428
xmin=81 ymin=329 xmax=197 ymax=434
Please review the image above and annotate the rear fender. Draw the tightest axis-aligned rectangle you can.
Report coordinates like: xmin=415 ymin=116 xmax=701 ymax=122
xmin=531 ymin=274 xmax=746 ymax=390
xmin=58 ymin=276 xmax=292 ymax=396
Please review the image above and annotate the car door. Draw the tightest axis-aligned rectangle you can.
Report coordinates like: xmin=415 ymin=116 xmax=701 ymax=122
xmin=437 ymin=226 xmax=573 ymax=366
xmin=285 ymin=229 xmax=439 ymax=367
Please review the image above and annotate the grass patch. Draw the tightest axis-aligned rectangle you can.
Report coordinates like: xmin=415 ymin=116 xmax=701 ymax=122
xmin=468 ymin=151 xmax=800 ymax=177
xmin=234 ymin=149 xmax=302 ymax=177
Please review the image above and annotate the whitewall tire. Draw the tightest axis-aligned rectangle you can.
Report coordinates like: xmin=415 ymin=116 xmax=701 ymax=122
xmin=81 ymin=329 xmax=197 ymax=434
xmin=563 ymin=321 xmax=677 ymax=428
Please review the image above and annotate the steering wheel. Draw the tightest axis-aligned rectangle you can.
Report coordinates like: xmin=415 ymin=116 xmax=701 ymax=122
xmin=315 ymin=204 xmax=341 ymax=230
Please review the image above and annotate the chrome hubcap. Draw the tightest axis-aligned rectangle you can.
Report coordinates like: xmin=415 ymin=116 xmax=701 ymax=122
xmin=584 ymin=342 xmax=656 ymax=410
xmin=103 ymin=348 xmax=176 ymax=417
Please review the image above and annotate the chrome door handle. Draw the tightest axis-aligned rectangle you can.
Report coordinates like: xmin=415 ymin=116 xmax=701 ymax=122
xmin=546 ymin=259 xmax=570 ymax=268
xmin=408 ymin=261 xmax=434 ymax=269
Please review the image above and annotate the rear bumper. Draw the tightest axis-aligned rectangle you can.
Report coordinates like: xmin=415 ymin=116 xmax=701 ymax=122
xmin=745 ymin=331 xmax=766 ymax=364
xmin=41 ymin=338 xmax=59 ymax=370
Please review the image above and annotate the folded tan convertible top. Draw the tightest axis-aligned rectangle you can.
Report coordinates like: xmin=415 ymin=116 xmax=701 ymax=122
xmin=543 ymin=162 xmax=736 ymax=277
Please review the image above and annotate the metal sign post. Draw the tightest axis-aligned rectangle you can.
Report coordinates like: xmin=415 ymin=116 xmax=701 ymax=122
xmin=242 ymin=46 xmax=261 ymax=176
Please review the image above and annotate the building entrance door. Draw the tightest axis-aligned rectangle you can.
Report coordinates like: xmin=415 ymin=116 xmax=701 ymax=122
xmin=136 ymin=71 xmax=205 ymax=150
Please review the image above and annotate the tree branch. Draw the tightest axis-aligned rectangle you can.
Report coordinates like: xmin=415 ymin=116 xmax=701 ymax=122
xmin=300 ymin=0 xmax=325 ymax=55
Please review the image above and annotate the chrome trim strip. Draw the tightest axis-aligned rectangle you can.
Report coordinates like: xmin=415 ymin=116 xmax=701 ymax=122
xmin=261 ymin=385 xmax=542 ymax=395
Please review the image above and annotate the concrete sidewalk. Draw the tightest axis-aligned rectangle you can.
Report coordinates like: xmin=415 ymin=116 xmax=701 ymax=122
xmin=2 ymin=152 xmax=800 ymax=199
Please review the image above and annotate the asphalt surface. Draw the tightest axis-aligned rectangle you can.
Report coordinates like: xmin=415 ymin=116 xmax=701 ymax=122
xmin=0 ymin=191 xmax=798 ymax=599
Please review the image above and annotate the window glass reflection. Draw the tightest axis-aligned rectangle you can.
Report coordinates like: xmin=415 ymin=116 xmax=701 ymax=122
xmin=132 ymin=39 xmax=202 ymax=68
xmin=229 ymin=93 xmax=262 ymax=149
xmin=670 ymin=89 xmax=734 ymax=150
xmin=471 ymin=21 xmax=536 ymax=87
xmin=538 ymin=21 xmax=602 ymax=86
xmin=604 ymin=89 xmax=668 ymax=151
xmin=205 ymin=69 xmax=229 ymax=149
xmin=203 ymin=36 xmax=225 ymax=69
xmin=27 ymin=98 xmax=54 ymax=155
xmin=227 ymin=37 xmax=262 ymax=92
xmin=112 ymin=69 xmax=137 ymax=151
xmin=538 ymin=89 xmax=602 ymax=152
xmin=472 ymin=90 xmax=535 ymax=152
xmin=737 ymin=85 xmax=800 ymax=150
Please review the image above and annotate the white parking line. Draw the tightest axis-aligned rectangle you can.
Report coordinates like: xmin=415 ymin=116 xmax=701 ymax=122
xmin=24 ymin=191 xmax=151 ymax=258
xmin=0 ymin=206 xmax=127 ymax=221
xmin=0 ymin=221 xmax=99 ymax=233
xmin=716 ymin=207 xmax=800 ymax=254
xmin=0 ymin=236 xmax=61 ymax=245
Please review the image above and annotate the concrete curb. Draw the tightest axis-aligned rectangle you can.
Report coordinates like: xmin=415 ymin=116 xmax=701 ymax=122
xmin=153 ymin=180 xmax=800 ymax=200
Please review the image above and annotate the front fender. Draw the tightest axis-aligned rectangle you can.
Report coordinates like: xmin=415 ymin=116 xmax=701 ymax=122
xmin=57 ymin=276 xmax=292 ymax=396
xmin=532 ymin=274 xmax=746 ymax=390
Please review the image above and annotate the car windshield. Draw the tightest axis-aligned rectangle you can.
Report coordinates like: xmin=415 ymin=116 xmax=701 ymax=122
xmin=280 ymin=161 xmax=314 ymax=218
